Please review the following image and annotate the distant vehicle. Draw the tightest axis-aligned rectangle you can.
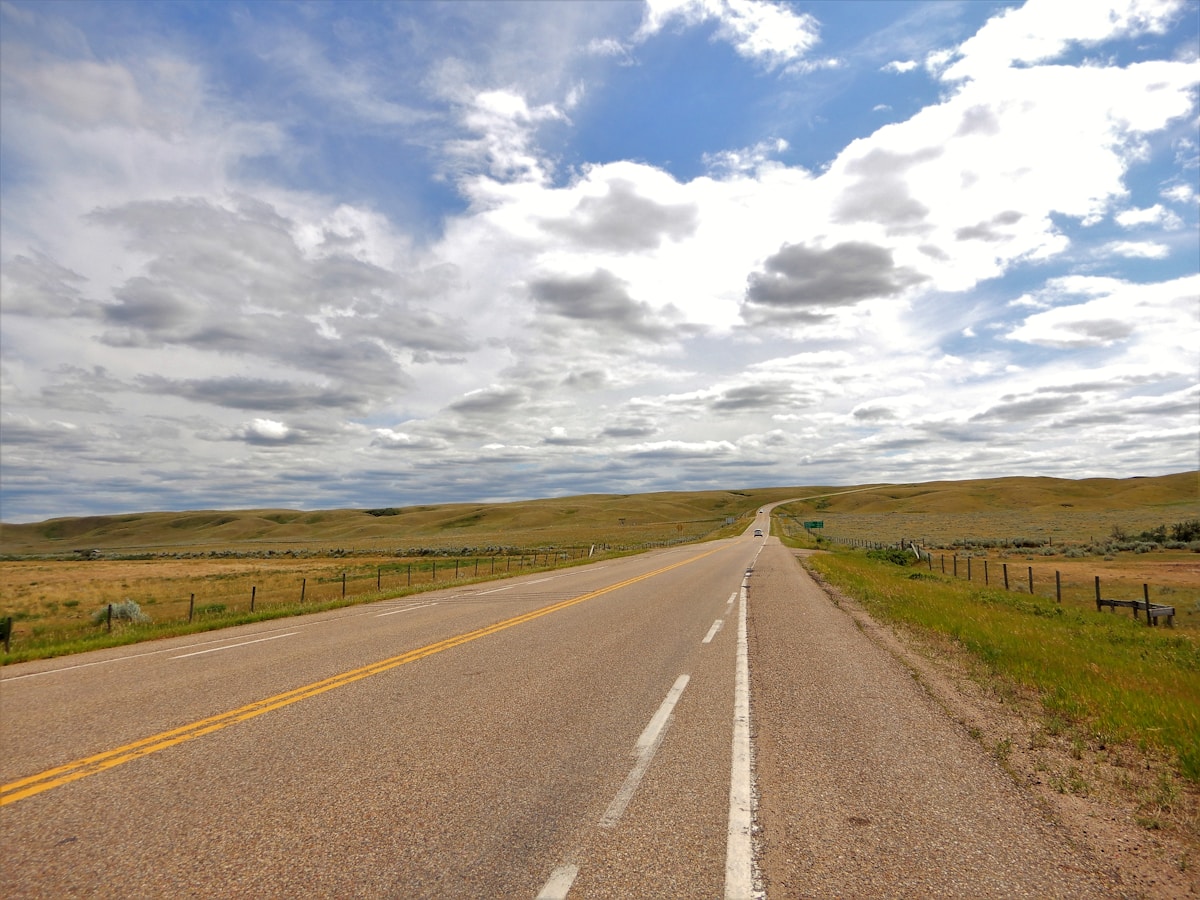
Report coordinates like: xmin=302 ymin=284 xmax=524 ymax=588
xmin=758 ymin=509 xmax=763 ymax=513
xmin=754 ymin=529 xmax=763 ymax=537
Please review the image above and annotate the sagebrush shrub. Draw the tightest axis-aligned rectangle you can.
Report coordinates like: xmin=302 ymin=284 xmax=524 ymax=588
xmin=91 ymin=599 xmax=150 ymax=625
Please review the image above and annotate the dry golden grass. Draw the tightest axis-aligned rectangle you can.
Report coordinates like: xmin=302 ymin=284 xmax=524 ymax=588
xmin=0 ymin=552 xmax=578 ymax=648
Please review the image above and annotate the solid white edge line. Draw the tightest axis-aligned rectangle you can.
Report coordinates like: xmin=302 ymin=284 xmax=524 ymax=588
xmin=601 ymin=673 xmax=690 ymax=828
xmin=725 ymin=583 xmax=754 ymax=899
xmin=535 ymin=863 xmax=580 ymax=900
xmin=170 ymin=632 xmax=299 ymax=659
xmin=702 ymin=619 xmax=723 ymax=644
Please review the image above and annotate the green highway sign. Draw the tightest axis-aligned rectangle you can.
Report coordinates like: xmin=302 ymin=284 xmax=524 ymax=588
xmin=803 ymin=521 xmax=824 ymax=529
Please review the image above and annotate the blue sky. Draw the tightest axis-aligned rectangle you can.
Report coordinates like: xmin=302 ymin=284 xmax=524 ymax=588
xmin=1 ymin=0 xmax=1197 ymax=522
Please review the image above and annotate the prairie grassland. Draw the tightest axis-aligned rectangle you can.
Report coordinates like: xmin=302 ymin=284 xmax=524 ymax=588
xmin=0 ymin=545 xmax=648 ymax=662
xmin=3 ymin=473 xmax=1194 ymax=662
xmin=0 ymin=489 xmax=770 ymax=660
xmin=898 ymin=551 xmax=1200 ymax=630
xmin=774 ymin=470 xmax=1200 ymax=629
xmin=804 ymin=550 xmax=1200 ymax=785
xmin=0 ymin=488 xmax=779 ymax=556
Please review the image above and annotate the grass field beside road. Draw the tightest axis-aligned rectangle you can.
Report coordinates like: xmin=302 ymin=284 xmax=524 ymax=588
xmin=804 ymin=549 xmax=1200 ymax=781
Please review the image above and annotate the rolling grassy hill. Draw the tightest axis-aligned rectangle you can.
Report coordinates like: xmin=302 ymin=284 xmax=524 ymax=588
xmin=775 ymin=472 xmax=1199 ymax=547
xmin=0 ymin=488 xmax=789 ymax=556
xmin=2 ymin=472 xmax=1196 ymax=557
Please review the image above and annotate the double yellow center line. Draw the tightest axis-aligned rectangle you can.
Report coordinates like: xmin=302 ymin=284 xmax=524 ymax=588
xmin=2 ymin=545 xmax=726 ymax=807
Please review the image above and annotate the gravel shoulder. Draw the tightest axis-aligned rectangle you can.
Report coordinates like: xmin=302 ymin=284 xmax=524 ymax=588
xmin=748 ymin=541 xmax=1132 ymax=897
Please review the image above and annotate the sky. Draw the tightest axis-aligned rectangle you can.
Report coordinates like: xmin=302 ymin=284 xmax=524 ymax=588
xmin=1 ymin=0 xmax=1197 ymax=523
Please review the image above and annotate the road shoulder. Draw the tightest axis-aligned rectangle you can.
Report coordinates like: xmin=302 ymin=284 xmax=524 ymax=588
xmin=748 ymin=541 xmax=1120 ymax=897
xmin=782 ymin=546 xmax=1199 ymax=899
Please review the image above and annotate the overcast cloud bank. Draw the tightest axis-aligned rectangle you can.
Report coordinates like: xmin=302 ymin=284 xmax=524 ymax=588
xmin=1 ymin=0 xmax=1197 ymax=521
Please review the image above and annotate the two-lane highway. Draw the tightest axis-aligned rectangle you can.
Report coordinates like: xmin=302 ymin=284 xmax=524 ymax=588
xmin=4 ymin=504 xmax=1122 ymax=898
xmin=3 ymin=521 xmax=770 ymax=898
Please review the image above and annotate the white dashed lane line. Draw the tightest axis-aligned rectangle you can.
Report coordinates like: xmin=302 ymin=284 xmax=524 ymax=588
xmin=375 ymin=601 xmax=439 ymax=617
xmin=535 ymin=864 xmax=579 ymax=900
xmin=600 ymin=673 xmax=690 ymax=828
xmin=170 ymin=632 xmax=299 ymax=660
xmin=537 ymin=673 xmax=691 ymax=897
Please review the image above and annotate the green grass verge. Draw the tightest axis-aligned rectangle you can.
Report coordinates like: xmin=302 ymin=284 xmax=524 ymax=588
xmin=805 ymin=548 xmax=1200 ymax=783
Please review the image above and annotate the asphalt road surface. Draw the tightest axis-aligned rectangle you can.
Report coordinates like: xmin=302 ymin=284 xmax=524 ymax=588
xmin=2 ymin=511 xmax=1118 ymax=898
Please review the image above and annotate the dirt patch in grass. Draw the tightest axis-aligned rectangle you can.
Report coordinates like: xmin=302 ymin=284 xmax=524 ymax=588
xmin=802 ymin=558 xmax=1200 ymax=898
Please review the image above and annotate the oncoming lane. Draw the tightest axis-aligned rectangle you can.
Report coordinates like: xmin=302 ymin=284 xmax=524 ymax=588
xmin=2 ymin=534 xmax=764 ymax=898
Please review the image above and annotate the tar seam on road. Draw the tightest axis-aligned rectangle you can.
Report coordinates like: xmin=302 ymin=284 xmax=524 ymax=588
xmin=1 ymin=545 xmax=730 ymax=808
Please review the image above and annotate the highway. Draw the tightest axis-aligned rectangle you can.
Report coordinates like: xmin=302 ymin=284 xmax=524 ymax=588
xmin=2 ymin=510 xmax=1116 ymax=898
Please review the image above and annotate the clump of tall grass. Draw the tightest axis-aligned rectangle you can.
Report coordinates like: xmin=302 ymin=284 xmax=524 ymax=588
xmin=806 ymin=550 xmax=1200 ymax=783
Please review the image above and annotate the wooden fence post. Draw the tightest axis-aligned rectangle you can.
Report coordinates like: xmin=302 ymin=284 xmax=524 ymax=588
xmin=1056 ymin=571 xmax=1061 ymax=603
xmin=342 ymin=572 xmax=346 ymax=598
xmin=1095 ymin=575 xmax=1101 ymax=613
xmin=1144 ymin=584 xmax=1152 ymax=627
xmin=301 ymin=578 xmax=306 ymax=602
xmin=967 ymin=557 xmax=972 ymax=581
xmin=189 ymin=593 xmax=195 ymax=623
xmin=251 ymin=586 xmax=256 ymax=612
xmin=106 ymin=603 xmax=113 ymax=632
xmin=953 ymin=555 xmax=958 ymax=577
xmin=377 ymin=567 xmax=381 ymax=591
xmin=1028 ymin=567 xmax=1033 ymax=594
xmin=1003 ymin=563 xmax=1009 ymax=590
